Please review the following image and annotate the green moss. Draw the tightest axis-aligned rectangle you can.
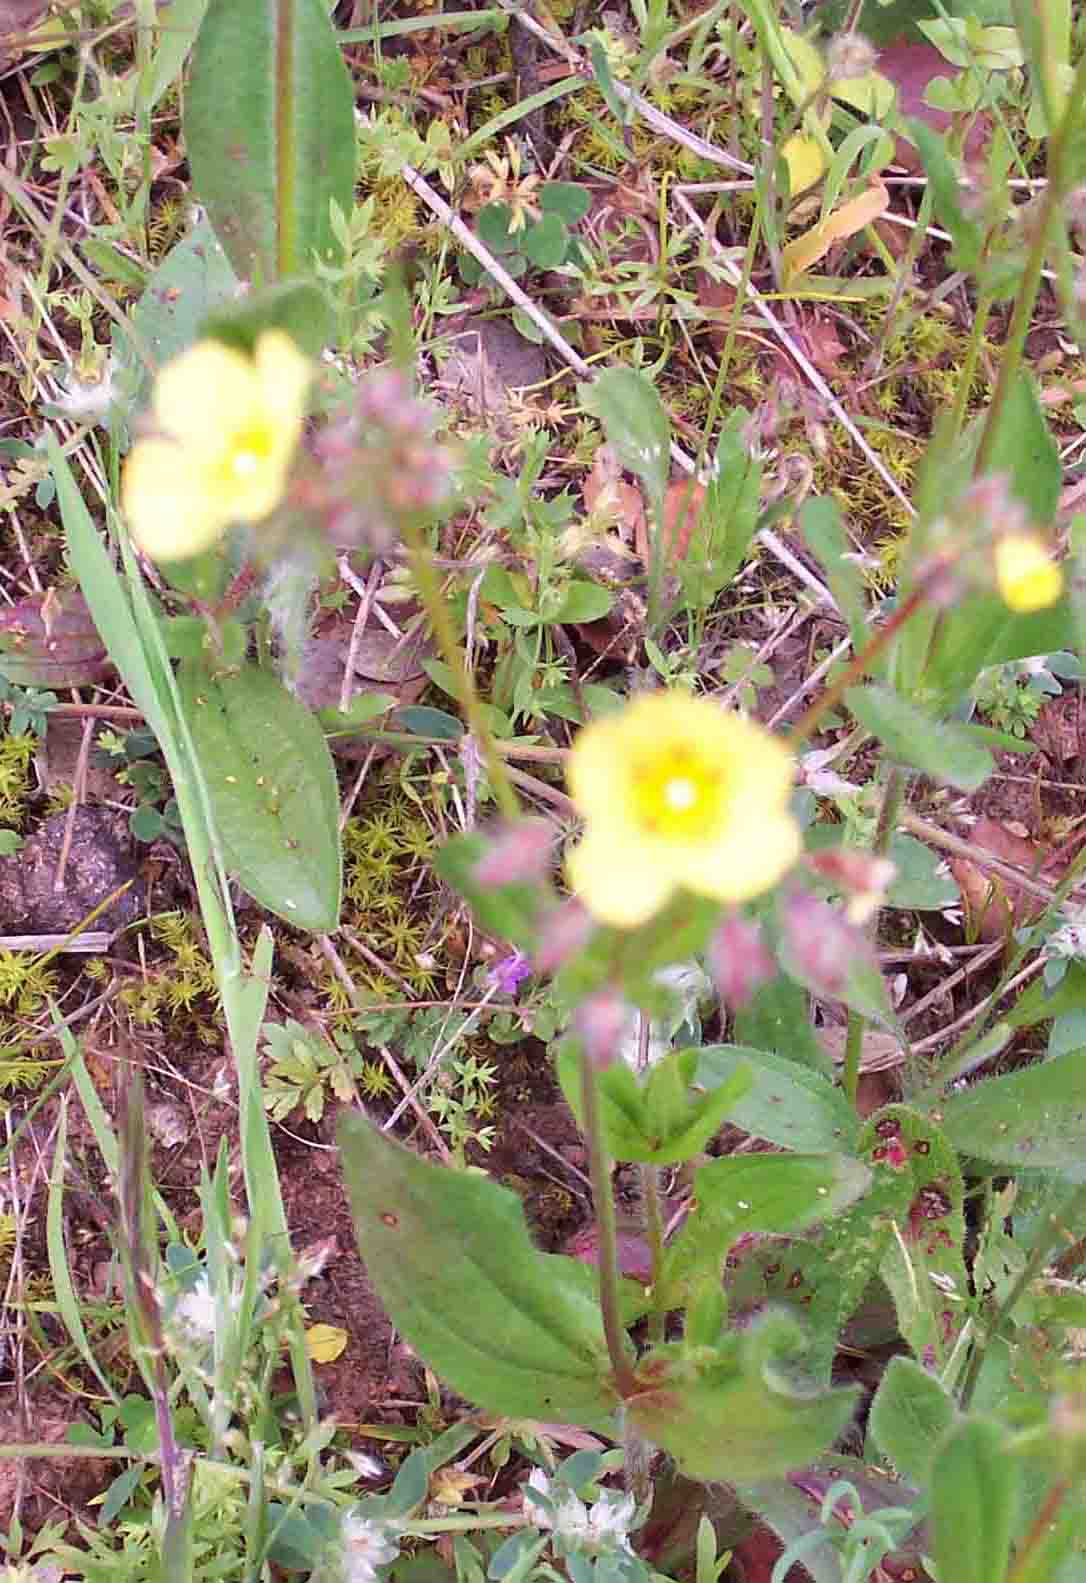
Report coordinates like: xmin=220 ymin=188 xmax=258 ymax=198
xmin=0 ymin=735 xmax=35 ymax=826
xmin=117 ymin=910 xmax=218 ymax=1026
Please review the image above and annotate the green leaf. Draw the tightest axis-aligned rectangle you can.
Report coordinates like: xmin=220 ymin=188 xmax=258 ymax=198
xmin=556 ymin=1046 xmax=753 ymax=1166
xmin=588 ymin=33 xmax=627 ymax=124
xmin=629 ymin=1317 xmax=859 ymax=1482
xmin=476 ymin=204 xmax=516 ymax=253
xmin=659 ymin=1153 xmax=871 ymax=1307
xmin=923 ymin=592 xmax=1074 ymax=703
xmin=81 ymin=238 xmax=148 ymax=289
xmin=141 ymin=0 xmax=209 ymax=109
xmin=695 ymin=1045 xmax=860 ymax=1153
xmin=1007 ymin=960 xmax=1086 ymax=1027
xmin=845 ymin=683 xmax=993 ymax=790
xmin=973 ymin=370 xmax=1061 ymax=524
xmin=937 ymin=1048 xmax=1086 ymax=1177
xmin=800 ymin=497 xmax=869 ymax=654
xmin=931 ymin=1419 xmax=1015 ymax=1583
xmin=118 ymin=215 xmax=239 ymax=406
xmin=540 ymin=182 xmax=590 ymax=223
xmin=907 ymin=120 xmax=983 ymax=271
xmin=177 ymin=659 xmax=341 ymax=931
xmin=733 ymin=972 xmax=834 ymax=1077
xmin=579 ymin=367 xmax=671 ymax=512
xmin=680 ymin=412 xmax=762 ymax=608
xmin=553 ymin=580 xmax=614 ymax=624
xmin=337 ymin=1110 xmax=616 ymax=1425
xmin=865 ymin=1105 xmax=968 ymax=1368
xmin=884 ymin=833 xmax=959 ymax=909
xmin=394 ymin=705 xmax=464 ymax=740
xmin=433 ymin=833 xmax=549 ymax=951
xmin=200 ymin=279 xmax=333 ymax=359
xmin=522 ymin=213 xmax=568 ymax=270
xmin=184 ymin=0 xmax=356 ymax=280
xmin=265 ymin=1502 xmax=340 ymax=1571
xmin=867 ymin=1355 xmax=956 ymax=1485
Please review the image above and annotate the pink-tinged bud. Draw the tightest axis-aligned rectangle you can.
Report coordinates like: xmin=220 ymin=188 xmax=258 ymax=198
xmin=780 ymin=890 xmax=873 ymax=999
xmin=471 ymin=819 xmax=553 ymax=889
xmin=533 ymin=898 xmax=595 ymax=976
xmin=573 ymin=990 xmax=630 ymax=1071
xmin=805 ymin=848 xmax=896 ymax=924
xmin=708 ymin=913 xmax=775 ymax=1011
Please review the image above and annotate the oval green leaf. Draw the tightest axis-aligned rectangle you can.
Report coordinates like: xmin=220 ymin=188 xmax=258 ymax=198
xmin=337 ymin=1109 xmax=616 ymax=1427
xmin=185 ymin=0 xmax=356 ymax=281
xmin=177 ymin=659 xmax=342 ymax=930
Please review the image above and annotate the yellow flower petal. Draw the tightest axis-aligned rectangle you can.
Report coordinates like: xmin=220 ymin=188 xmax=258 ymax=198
xmin=668 ymin=816 xmax=804 ymax=905
xmin=125 ymin=330 xmax=310 ymax=562
xmin=994 ymin=533 xmax=1063 ymax=613
xmin=566 ymin=831 xmax=676 ymax=929
xmin=121 ymin=439 xmax=226 ymax=561
xmin=566 ymin=691 xmax=800 ymax=928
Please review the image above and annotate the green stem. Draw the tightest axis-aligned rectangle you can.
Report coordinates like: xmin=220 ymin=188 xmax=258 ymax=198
xmin=974 ymin=48 xmax=1086 ymax=477
xmin=960 ymin=1184 xmax=1086 ymax=1409
xmin=842 ymin=765 xmax=906 ymax=1109
xmin=580 ymin=1051 xmax=638 ymax=1400
xmin=641 ymin=1164 xmax=666 ymax=1346
xmin=947 ymin=291 xmax=993 ymax=443
xmin=400 ymin=515 xmax=519 ymax=819
xmin=787 ymin=583 xmax=928 ymax=749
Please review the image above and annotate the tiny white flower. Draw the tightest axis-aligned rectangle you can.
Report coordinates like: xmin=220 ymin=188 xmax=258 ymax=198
xmin=171 ymin=1275 xmax=217 ymax=1343
xmin=523 ymin=1470 xmax=636 ymax=1556
xmin=584 ymin=1488 xmax=637 ymax=1552
xmin=340 ymin=1510 xmax=401 ymax=1583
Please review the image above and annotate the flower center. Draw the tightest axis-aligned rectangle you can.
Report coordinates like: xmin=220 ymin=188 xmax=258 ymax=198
xmin=221 ymin=424 xmax=274 ymax=486
xmin=632 ymin=747 xmax=724 ymax=839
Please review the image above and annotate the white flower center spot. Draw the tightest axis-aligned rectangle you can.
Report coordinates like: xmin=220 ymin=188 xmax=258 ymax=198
xmin=232 ymin=449 xmax=260 ymax=477
xmin=664 ymin=776 xmax=697 ymax=811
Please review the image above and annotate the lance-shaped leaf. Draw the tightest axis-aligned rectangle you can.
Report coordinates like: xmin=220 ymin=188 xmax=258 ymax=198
xmin=938 ymin=1047 xmax=1086 ymax=1178
xmin=177 ymin=659 xmax=341 ymax=931
xmin=931 ymin=1419 xmax=1015 ymax=1583
xmin=184 ymin=0 xmax=356 ymax=281
xmin=557 ymin=1045 xmax=753 ymax=1166
xmin=338 ymin=1110 xmax=617 ymax=1426
xmin=628 ymin=1316 xmax=859 ymax=1482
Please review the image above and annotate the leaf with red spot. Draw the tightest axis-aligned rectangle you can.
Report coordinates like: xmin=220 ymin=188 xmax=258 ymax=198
xmin=862 ymin=1104 xmax=967 ymax=1369
xmin=338 ymin=1108 xmax=617 ymax=1427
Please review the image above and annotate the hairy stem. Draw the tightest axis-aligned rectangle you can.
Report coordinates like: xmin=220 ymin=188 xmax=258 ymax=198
xmin=580 ymin=1051 xmax=638 ymax=1400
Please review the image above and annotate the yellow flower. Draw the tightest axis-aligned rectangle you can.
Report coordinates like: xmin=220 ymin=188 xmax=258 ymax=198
xmin=122 ymin=330 xmax=310 ymax=562
xmin=566 ymin=691 xmax=802 ymax=929
xmin=993 ymin=533 xmax=1063 ymax=613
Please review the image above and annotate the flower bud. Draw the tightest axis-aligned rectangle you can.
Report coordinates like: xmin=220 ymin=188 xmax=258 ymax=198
xmin=573 ymin=989 xmax=631 ymax=1071
xmin=533 ymin=898 xmax=595 ymax=976
xmin=708 ymin=912 xmax=775 ymax=1011
xmin=471 ymin=819 xmax=553 ymax=888
xmin=805 ymin=848 xmax=896 ymax=924
xmin=780 ymin=890 xmax=874 ymax=999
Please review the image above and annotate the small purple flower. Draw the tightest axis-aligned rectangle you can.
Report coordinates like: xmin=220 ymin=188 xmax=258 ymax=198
xmin=489 ymin=951 xmax=532 ymax=996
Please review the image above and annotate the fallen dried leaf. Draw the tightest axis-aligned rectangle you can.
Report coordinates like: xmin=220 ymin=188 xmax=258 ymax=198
xmin=781 ymin=181 xmax=891 ymax=288
xmin=949 ymin=815 xmax=1050 ymax=942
